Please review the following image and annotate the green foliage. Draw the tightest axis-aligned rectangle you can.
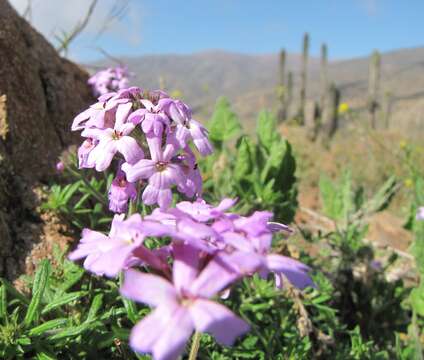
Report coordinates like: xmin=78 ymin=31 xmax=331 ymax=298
xmin=0 ymin=247 xmax=143 ymax=359
xmin=202 ymin=106 xmax=297 ymax=222
xmin=319 ymin=170 xmax=397 ymax=224
xmin=208 ymin=97 xmax=242 ymax=147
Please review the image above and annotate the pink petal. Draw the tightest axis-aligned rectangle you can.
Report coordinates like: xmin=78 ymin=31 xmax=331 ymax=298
xmin=157 ymin=188 xmax=173 ymax=209
xmin=115 ymin=102 xmax=133 ymax=128
xmin=120 ymin=269 xmax=177 ymax=307
xmin=142 ymin=185 xmax=159 ymax=205
xmin=117 ymin=136 xmax=144 ymax=164
xmin=122 ymin=159 xmax=156 ymax=182
xmin=130 ymin=304 xmax=193 ymax=360
xmin=172 ymin=243 xmax=199 ymax=294
xmin=190 ymin=299 xmax=249 ymax=346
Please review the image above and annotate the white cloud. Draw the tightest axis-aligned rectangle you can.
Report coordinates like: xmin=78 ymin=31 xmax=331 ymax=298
xmin=9 ymin=0 xmax=142 ymax=58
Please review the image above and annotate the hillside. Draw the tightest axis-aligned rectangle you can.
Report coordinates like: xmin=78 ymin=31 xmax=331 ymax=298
xmin=90 ymin=47 xmax=424 ymax=135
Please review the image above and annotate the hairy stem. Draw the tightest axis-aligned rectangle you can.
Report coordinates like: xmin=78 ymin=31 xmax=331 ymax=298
xmin=188 ymin=332 xmax=201 ymax=360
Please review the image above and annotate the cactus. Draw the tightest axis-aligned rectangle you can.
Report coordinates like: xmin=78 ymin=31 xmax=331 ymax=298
xmin=320 ymin=43 xmax=328 ymax=112
xmin=297 ymin=32 xmax=309 ymax=125
xmin=277 ymin=49 xmax=287 ymax=123
xmin=321 ymin=83 xmax=340 ymax=143
xmin=368 ymin=50 xmax=381 ymax=129
xmin=306 ymin=100 xmax=320 ymax=141
xmin=286 ymin=71 xmax=294 ymax=120
xmin=382 ymin=90 xmax=393 ymax=129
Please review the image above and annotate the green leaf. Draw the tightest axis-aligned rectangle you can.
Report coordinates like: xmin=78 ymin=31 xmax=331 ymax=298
xmin=257 ymin=110 xmax=279 ymax=151
xmin=208 ymin=97 xmax=242 ymax=143
xmin=48 ymin=321 xmax=102 ymax=341
xmin=24 ymin=260 xmax=51 ymax=326
xmin=411 ymin=287 xmax=424 ymax=317
xmin=0 ymin=284 xmax=6 ymax=320
xmin=86 ymin=293 xmax=103 ymax=322
xmin=0 ymin=278 xmax=29 ymax=305
xmin=41 ymin=291 xmax=87 ymax=315
xmin=234 ymin=136 xmax=253 ymax=180
xmin=28 ymin=318 xmax=69 ymax=336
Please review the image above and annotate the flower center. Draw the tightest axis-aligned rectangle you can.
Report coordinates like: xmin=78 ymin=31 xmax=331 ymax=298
xmin=118 ymin=178 xmax=127 ymax=187
xmin=155 ymin=161 xmax=168 ymax=172
xmin=112 ymin=130 xmax=122 ymax=140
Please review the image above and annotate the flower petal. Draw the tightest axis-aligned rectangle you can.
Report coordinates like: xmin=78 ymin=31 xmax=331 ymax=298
xmin=190 ymin=299 xmax=249 ymax=346
xmin=120 ymin=269 xmax=177 ymax=307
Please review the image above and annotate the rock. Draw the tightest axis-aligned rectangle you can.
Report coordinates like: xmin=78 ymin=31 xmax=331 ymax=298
xmin=0 ymin=0 xmax=93 ymax=279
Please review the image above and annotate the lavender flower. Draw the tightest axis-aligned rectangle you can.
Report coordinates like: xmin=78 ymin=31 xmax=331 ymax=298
xmin=68 ymin=214 xmax=145 ymax=277
xmin=122 ymin=135 xmax=184 ymax=209
xmin=160 ymin=98 xmax=213 ymax=156
xmin=108 ymin=168 xmax=137 ymax=213
xmin=85 ymin=120 xmax=144 ymax=172
xmin=88 ymin=66 xmax=130 ymax=96
xmin=56 ymin=161 xmax=64 ymax=173
xmin=120 ymin=243 xmax=249 ymax=360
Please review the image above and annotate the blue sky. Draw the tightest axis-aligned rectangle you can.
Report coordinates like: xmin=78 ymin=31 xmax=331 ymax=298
xmin=10 ymin=0 xmax=424 ymax=62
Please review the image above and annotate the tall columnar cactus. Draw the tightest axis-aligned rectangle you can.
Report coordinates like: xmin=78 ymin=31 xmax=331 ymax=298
xmin=277 ymin=49 xmax=287 ymax=123
xmin=321 ymin=83 xmax=340 ymax=143
xmin=382 ymin=90 xmax=393 ymax=129
xmin=320 ymin=43 xmax=328 ymax=112
xmin=286 ymin=71 xmax=294 ymax=119
xmin=368 ymin=50 xmax=381 ymax=129
xmin=297 ymin=32 xmax=309 ymax=125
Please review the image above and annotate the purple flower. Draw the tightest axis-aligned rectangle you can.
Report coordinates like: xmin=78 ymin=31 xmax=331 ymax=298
xmin=56 ymin=161 xmax=64 ymax=173
xmin=120 ymin=243 xmax=249 ymax=360
xmin=176 ymin=197 xmax=236 ymax=222
xmin=128 ymin=98 xmax=170 ymax=137
xmin=88 ymin=66 xmax=130 ymax=97
xmin=85 ymin=120 xmax=144 ymax=172
xmin=218 ymin=211 xmax=314 ymax=289
xmin=68 ymin=214 xmax=145 ymax=277
xmin=122 ymin=135 xmax=184 ymax=209
xmin=416 ymin=207 xmax=424 ymax=221
xmin=159 ymin=98 xmax=213 ymax=156
xmin=77 ymin=138 xmax=97 ymax=169
xmin=108 ymin=169 xmax=137 ymax=213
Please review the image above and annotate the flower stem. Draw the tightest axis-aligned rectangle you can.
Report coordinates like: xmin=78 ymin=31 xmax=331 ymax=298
xmin=188 ymin=332 xmax=201 ymax=360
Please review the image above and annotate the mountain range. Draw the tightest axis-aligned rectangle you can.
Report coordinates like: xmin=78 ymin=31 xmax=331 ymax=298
xmin=90 ymin=46 xmax=424 ymax=134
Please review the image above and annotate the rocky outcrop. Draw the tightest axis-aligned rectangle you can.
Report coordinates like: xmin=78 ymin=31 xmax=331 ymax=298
xmin=0 ymin=0 xmax=93 ymax=278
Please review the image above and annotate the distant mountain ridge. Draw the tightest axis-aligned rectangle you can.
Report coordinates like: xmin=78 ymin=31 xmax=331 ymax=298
xmin=90 ymin=46 xmax=424 ymax=133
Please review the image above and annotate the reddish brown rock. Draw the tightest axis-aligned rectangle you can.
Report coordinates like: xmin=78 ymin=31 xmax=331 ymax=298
xmin=0 ymin=0 xmax=93 ymax=278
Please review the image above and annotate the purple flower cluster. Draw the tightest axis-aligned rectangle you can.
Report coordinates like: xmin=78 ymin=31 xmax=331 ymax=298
xmin=70 ymin=80 xmax=313 ymax=360
xmin=72 ymin=87 xmax=212 ymax=211
xmin=69 ymin=198 xmax=313 ymax=360
xmin=88 ymin=66 xmax=130 ymax=96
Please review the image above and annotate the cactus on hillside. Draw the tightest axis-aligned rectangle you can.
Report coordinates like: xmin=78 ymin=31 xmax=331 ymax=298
xmin=286 ymin=71 xmax=294 ymax=120
xmin=368 ymin=50 xmax=381 ymax=129
xmin=321 ymin=83 xmax=340 ymax=143
xmin=277 ymin=49 xmax=287 ymax=123
xmin=382 ymin=90 xmax=393 ymax=129
xmin=297 ymin=32 xmax=309 ymax=125
xmin=320 ymin=43 xmax=328 ymax=113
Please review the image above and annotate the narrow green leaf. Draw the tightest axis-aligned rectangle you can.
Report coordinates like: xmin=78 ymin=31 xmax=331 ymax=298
xmin=48 ymin=321 xmax=101 ymax=341
xmin=86 ymin=293 xmax=103 ymax=322
xmin=0 ymin=284 xmax=6 ymax=320
xmin=41 ymin=291 xmax=87 ymax=315
xmin=24 ymin=259 xmax=51 ymax=326
xmin=29 ymin=318 xmax=69 ymax=336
